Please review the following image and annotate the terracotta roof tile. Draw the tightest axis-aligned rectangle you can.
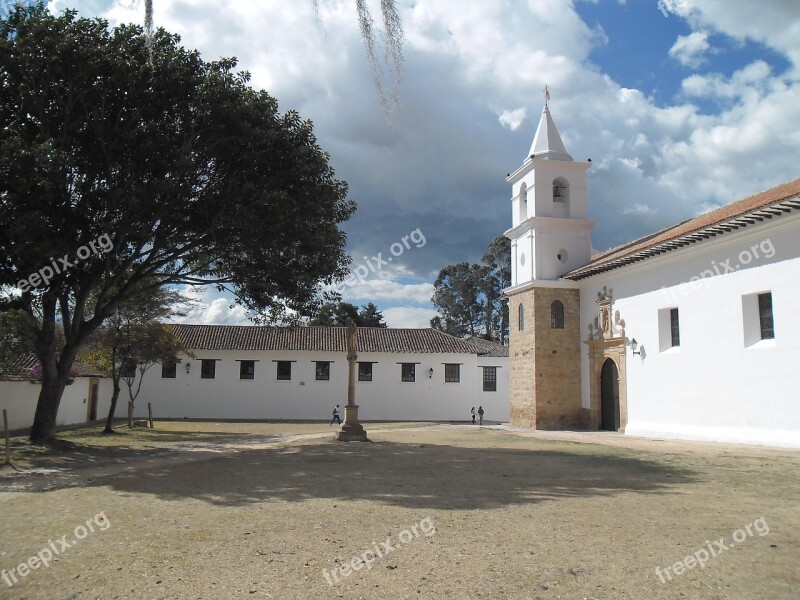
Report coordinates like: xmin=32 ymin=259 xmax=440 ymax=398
xmin=565 ymin=178 xmax=800 ymax=280
xmin=0 ymin=354 xmax=104 ymax=380
xmin=169 ymin=325 xmax=486 ymax=354
xmin=465 ymin=336 xmax=509 ymax=357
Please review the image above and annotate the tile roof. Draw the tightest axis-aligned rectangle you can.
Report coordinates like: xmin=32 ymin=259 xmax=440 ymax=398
xmin=564 ymin=178 xmax=800 ymax=280
xmin=465 ymin=336 xmax=509 ymax=357
xmin=0 ymin=354 xmax=104 ymax=381
xmin=169 ymin=325 xmax=490 ymax=355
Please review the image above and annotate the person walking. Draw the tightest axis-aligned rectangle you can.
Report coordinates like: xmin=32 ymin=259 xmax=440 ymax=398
xmin=478 ymin=406 xmax=484 ymax=425
xmin=470 ymin=406 xmax=476 ymax=425
xmin=330 ymin=404 xmax=341 ymax=425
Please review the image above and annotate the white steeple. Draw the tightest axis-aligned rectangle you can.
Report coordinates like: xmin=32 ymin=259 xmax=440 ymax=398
xmin=505 ymin=104 xmax=594 ymax=285
xmin=528 ymin=106 xmax=573 ymax=162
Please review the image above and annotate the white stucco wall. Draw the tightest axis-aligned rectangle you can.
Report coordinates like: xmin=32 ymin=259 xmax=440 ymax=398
xmin=578 ymin=213 xmax=800 ymax=447
xmin=476 ymin=355 xmax=510 ymax=423
xmin=132 ymin=349 xmax=509 ymax=423
xmin=0 ymin=377 xmax=116 ymax=431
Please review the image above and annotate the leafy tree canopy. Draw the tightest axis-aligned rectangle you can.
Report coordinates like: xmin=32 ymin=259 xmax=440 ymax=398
xmin=430 ymin=236 xmax=510 ymax=343
xmin=0 ymin=4 xmax=355 ymax=441
xmin=308 ymin=301 xmax=387 ymax=327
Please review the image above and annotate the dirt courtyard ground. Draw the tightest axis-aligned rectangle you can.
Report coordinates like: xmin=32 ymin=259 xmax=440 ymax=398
xmin=1 ymin=421 xmax=798 ymax=599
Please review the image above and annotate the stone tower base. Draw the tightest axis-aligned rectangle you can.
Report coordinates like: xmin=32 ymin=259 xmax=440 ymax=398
xmin=508 ymin=285 xmax=584 ymax=430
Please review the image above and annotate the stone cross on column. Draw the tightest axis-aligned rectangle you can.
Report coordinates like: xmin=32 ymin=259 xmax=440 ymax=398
xmin=335 ymin=320 xmax=368 ymax=442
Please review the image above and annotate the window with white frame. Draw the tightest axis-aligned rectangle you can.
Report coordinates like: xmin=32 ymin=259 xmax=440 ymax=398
xmin=742 ymin=291 xmax=775 ymax=346
xmin=444 ymin=363 xmax=460 ymax=383
xmin=658 ymin=307 xmax=680 ymax=351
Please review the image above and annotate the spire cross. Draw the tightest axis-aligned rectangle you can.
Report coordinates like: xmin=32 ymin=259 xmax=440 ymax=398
xmin=544 ymin=85 xmax=551 ymax=107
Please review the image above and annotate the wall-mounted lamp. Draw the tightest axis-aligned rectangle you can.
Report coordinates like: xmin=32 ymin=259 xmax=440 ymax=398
xmin=630 ymin=338 xmax=644 ymax=358
xmin=185 ymin=362 xmax=191 ymax=375
xmin=428 ymin=368 xmax=434 ymax=379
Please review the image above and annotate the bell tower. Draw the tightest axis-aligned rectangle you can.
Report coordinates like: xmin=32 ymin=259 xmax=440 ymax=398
xmin=504 ymin=104 xmax=593 ymax=430
xmin=506 ymin=105 xmax=593 ymax=285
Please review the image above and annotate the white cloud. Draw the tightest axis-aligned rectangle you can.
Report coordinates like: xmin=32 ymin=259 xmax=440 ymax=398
xmin=40 ymin=0 xmax=800 ymax=292
xmin=172 ymin=286 xmax=250 ymax=325
xmin=623 ymin=203 xmax=657 ymax=216
xmin=669 ymin=31 xmax=711 ymax=68
xmin=498 ymin=107 xmax=527 ymax=131
xmin=382 ymin=306 xmax=438 ymax=328
xmin=340 ymin=278 xmax=435 ymax=304
xmin=663 ymin=0 xmax=800 ymax=67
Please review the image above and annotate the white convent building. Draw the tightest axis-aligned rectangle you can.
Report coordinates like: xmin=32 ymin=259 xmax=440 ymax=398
xmin=504 ymin=104 xmax=800 ymax=448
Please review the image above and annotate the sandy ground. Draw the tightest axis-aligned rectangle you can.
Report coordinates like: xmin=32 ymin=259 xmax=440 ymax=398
xmin=0 ymin=421 xmax=798 ymax=599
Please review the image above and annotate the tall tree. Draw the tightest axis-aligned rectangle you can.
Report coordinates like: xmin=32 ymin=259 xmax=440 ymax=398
xmin=358 ymin=302 xmax=387 ymax=327
xmin=430 ymin=263 xmax=488 ymax=338
xmin=482 ymin=236 xmax=511 ymax=344
xmin=0 ymin=6 xmax=354 ymax=442
xmin=430 ymin=237 xmax=511 ymax=343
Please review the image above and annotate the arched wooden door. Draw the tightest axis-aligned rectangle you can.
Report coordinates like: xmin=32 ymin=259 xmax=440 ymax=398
xmin=600 ymin=358 xmax=620 ymax=431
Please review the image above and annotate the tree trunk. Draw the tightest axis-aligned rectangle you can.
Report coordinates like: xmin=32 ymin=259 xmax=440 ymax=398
xmin=103 ymin=382 xmax=122 ymax=434
xmin=127 ymin=401 xmax=134 ymax=429
xmin=29 ymin=375 xmax=68 ymax=444
xmin=29 ymin=304 xmax=80 ymax=443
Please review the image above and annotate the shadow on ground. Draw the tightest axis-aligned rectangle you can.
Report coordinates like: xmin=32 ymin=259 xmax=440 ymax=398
xmin=81 ymin=439 xmax=696 ymax=510
xmin=3 ymin=429 xmax=254 ymax=472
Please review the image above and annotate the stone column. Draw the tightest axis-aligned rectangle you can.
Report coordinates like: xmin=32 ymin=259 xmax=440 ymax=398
xmin=335 ymin=320 xmax=368 ymax=442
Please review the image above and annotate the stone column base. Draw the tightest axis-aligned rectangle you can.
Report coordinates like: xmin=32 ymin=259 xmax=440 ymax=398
xmin=335 ymin=404 xmax=368 ymax=442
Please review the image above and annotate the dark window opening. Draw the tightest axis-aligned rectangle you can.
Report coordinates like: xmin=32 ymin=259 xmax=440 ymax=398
xmin=758 ymin=292 xmax=774 ymax=340
xmin=276 ymin=361 xmax=292 ymax=381
xmin=670 ymin=307 xmax=680 ymax=347
xmin=551 ymin=300 xmax=564 ymax=329
xmin=240 ymin=360 xmax=255 ymax=380
xmin=161 ymin=361 xmax=176 ymax=379
xmin=444 ymin=363 xmax=460 ymax=383
xmin=358 ymin=362 xmax=373 ymax=382
xmin=401 ymin=363 xmax=415 ymax=382
xmin=315 ymin=361 xmax=330 ymax=381
xmin=120 ymin=360 xmax=136 ymax=379
xmin=200 ymin=359 xmax=216 ymax=379
xmin=483 ymin=367 xmax=497 ymax=392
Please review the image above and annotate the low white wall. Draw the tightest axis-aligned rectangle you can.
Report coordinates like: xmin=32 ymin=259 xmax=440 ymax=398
xmin=0 ymin=377 xmax=109 ymax=431
xmin=579 ymin=215 xmax=800 ymax=448
xmin=134 ymin=349 xmax=509 ymax=423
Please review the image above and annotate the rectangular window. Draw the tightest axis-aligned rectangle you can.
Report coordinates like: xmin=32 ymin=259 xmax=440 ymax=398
xmin=670 ymin=307 xmax=680 ymax=347
xmin=401 ymin=363 xmax=415 ymax=382
xmin=240 ymin=360 xmax=255 ymax=380
xmin=200 ymin=359 xmax=216 ymax=379
xmin=161 ymin=360 xmax=176 ymax=379
xmin=358 ymin=362 xmax=373 ymax=382
xmin=758 ymin=292 xmax=774 ymax=340
xmin=121 ymin=360 xmax=136 ymax=378
xmin=483 ymin=367 xmax=497 ymax=392
xmin=315 ymin=361 xmax=330 ymax=381
xmin=444 ymin=363 xmax=460 ymax=383
xmin=276 ymin=361 xmax=292 ymax=381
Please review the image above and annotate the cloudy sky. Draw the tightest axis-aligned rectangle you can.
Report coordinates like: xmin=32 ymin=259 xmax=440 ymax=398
xmin=46 ymin=0 xmax=800 ymax=327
